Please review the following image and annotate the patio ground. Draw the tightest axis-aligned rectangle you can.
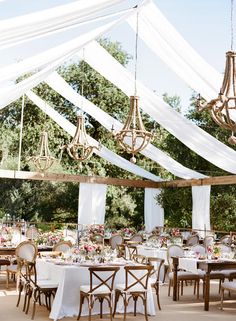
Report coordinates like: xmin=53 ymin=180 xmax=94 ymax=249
xmin=1 ymin=274 xmax=236 ymax=321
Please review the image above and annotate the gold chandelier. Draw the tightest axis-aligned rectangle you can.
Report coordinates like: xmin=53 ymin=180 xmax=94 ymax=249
xmin=113 ymin=95 xmax=154 ymax=163
xmin=62 ymin=114 xmax=100 ymax=163
xmin=112 ymin=13 xmax=154 ymax=163
xmin=28 ymin=131 xmax=56 ymax=171
xmin=197 ymin=0 xmax=236 ymax=144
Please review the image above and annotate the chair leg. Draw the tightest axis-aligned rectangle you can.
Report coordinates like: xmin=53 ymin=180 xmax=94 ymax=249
xmin=88 ymin=295 xmax=92 ymax=321
xmin=144 ymin=294 xmax=148 ymax=321
xmin=113 ymin=290 xmax=120 ymax=317
xmin=77 ymin=293 xmax=84 ymax=320
xmin=156 ymin=284 xmax=161 ymax=310
xmin=197 ymin=280 xmax=200 ymax=299
xmin=220 ymin=288 xmax=224 ymax=310
xmin=123 ymin=293 xmax=127 ymax=321
xmin=133 ymin=295 xmax=138 ymax=316
xmin=6 ymin=271 xmax=9 ymax=289
xmin=25 ymin=288 xmax=33 ymax=314
xmin=16 ymin=282 xmax=23 ymax=307
xmin=168 ymin=279 xmax=172 ymax=296
xmin=99 ymin=297 xmax=104 ymax=318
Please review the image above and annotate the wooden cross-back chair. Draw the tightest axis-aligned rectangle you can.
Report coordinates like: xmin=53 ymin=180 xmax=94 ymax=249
xmin=77 ymin=266 xmax=120 ymax=321
xmin=147 ymin=257 xmax=165 ymax=310
xmin=113 ymin=265 xmax=153 ymax=321
xmin=109 ymin=234 xmax=123 ymax=250
xmin=132 ymin=254 xmax=147 ymax=264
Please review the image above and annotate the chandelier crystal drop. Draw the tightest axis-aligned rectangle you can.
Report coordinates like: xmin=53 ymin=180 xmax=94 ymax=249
xmin=28 ymin=131 xmax=56 ymax=171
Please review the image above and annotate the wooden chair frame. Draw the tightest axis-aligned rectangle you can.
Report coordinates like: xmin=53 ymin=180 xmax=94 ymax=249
xmin=77 ymin=266 xmax=120 ymax=321
xmin=113 ymin=265 xmax=153 ymax=321
xmin=147 ymin=257 xmax=164 ymax=310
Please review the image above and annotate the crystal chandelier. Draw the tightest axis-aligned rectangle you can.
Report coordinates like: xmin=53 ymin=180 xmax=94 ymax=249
xmin=62 ymin=114 xmax=100 ymax=163
xmin=28 ymin=131 xmax=56 ymax=171
xmin=112 ymin=13 xmax=154 ymax=163
xmin=197 ymin=0 xmax=236 ymax=144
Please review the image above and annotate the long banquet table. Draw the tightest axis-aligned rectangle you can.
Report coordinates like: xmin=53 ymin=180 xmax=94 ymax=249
xmin=172 ymin=256 xmax=236 ymax=311
xmin=37 ymin=259 xmax=156 ymax=321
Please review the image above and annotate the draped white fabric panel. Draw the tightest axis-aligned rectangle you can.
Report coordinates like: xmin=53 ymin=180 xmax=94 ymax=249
xmin=78 ymin=183 xmax=107 ymax=225
xmin=192 ymin=185 xmax=211 ymax=233
xmin=26 ymin=90 xmax=161 ymax=182
xmin=128 ymin=2 xmax=221 ymax=101
xmin=144 ymin=188 xmax=164 ymax=232
xmin=46 ymin=72 xmax=205 ymax=179
xmin=0 ymin=18 xmax=128 ymax=110
xmin=80 ymin=41 xmax=236 ymax=174
xmin=0 ymin=0 xmax=125 ymax=49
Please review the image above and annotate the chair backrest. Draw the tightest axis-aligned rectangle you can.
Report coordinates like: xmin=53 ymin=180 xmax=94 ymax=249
xmin=15 ymin=241 xmax=38 ymax=262
xmin=127 ymin=245 xmax=138 ymax=260
xmin=129 ymin=234 xmax=143 ymax=243
xmin=89 ymin=266 xmax=120 ymax=293
xmin=52 ymin=240 xmax=72 ymax=253
xmin=219 ymin=235 xmax=232 ymax=245
xmin=203 ymin=235 xmax=214 ymax=248
xmin=109 ymin=234 xmax=123 ymax=250
xmin=186 ymin=234 xmax=199 ymax=246
xmin=218 ymin=243 xmax=232 ymax=253
xmin=117 ymin=244 xmax=126 ymax=259
xmin=124 ymin=265 xmax=153 ymax=291
xmin=91 ymin=233 xmax=104 ymax=244
xmin=171 ymin=236 xmax=183 ymax=245
xmin=26 ymin=226 xmax=39 ymax=240
xmin=147 ymin=257 xmax=164 ymax=285
xmin=133 ymin=254 xmax=147 ymax=264
xmin=148 ymin=235 xmax=160 ymax=242
xmin=190 ymin=244 xmax=206 ymax=256
xmin=167 ymin=244 xmax=184 ymax=270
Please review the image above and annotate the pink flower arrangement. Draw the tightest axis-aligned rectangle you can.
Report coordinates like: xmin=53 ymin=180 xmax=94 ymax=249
xmin=207 ymin=246 xmax=213 ymax=253
xmin=171 ymin=228 xmax=181 ymax=236
xmin=78 ymin=242 xmax=102 ymax=255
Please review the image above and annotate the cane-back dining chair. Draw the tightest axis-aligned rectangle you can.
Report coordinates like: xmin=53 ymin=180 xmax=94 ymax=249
xmin=167 ymin=245 xmax=200 ymax=299
xmin=77 ymin=266 xmax=120 ymax=321
xmin=52 ymin=240 xmax=72 ymax=253
xmin=113 ymin=265 xmax=153 ymax=321
xmin=109 ymin=234 xmax=123 ymax=250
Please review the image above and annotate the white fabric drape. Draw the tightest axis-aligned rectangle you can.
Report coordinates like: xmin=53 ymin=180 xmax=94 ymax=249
xmin=192 ymin=185 xmax=211 ymax=233
xmin=144 ymin=188 xmax=164 ymax=232
xmin=45 ymin=71 xmax=205 ymax=179
xmin=128 ymin=2 xmax=221 ymax=101
xmin=0 ymin=0 xmax=126 ymax=49
xmin=78 ymin=183 xmax=107 ymax=225
xmin=80 ymin=41 xmax=236 ymax=174
xmin=0 ymin=15 xmax=131 ymax=110
xmin=26 ymin=90 xmax=161 ymax=182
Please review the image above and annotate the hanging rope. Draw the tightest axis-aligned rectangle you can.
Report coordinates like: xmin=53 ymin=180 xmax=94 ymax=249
xmin=17 ymin=94 xmax=25 ymax=171
xmin=134 ymin=12 xmax=139 ymax=96
xmin=231 ymin=0 xmax=234 ymax=50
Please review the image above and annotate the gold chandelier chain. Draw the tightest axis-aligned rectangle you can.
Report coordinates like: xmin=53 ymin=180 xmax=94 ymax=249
xmin=231 ymin=0 xmax=234 ymax=50
xmin=134 ymin=12 xmax=139 ymax=96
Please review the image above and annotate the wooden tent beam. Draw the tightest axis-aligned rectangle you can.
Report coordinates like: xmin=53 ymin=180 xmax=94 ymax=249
xmin=0 ymin=169 xmax=236 ymax=188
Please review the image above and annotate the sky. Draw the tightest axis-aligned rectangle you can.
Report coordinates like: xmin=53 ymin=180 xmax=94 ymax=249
xmin=0 ymin=0 xmax=234 ymax=112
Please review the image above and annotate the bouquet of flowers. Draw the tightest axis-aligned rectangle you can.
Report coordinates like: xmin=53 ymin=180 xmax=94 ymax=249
xmin=119 ymin=227 xmax=136 ymax=237
xmin=35 ymin=231 xmax=64 ymax=246
xmin=171 ymin=228 xmax=181 ymax=237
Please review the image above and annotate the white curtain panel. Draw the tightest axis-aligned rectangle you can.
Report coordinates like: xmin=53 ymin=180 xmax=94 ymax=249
xmin=80 ymin=41 xmax=236 ymax=174
xmin=46 ymin=72 xmax=205 ymax=179
xmin=192 ymin=185 xmax=211 ymax=233
xmin=26 ymin=90 xmax=161 ymax=182
xmin=0 ymin=0 xmax=126 ymax=49
xmin=144 ymin=188 xmax=164 ymax=232
xmin=78 ymin=183 xmax=107 ymax=225
xmin=0 ymin=17 xmax=130 ymax=111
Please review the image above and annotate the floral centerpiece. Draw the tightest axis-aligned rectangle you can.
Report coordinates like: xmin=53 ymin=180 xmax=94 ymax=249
xmin=119 ymin=227 xmax=136 ymax=238
xmin=35 ymin=231 xmax=64 ymax=246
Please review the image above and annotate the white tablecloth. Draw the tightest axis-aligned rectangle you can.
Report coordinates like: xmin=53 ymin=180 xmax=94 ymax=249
xmin=36 ymin=259 xmax=156 ymax=321
xmin=137 ymin=246 xmax=168 ymax=264
xmin=179 ymin=257 xmax=200 ymax=274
